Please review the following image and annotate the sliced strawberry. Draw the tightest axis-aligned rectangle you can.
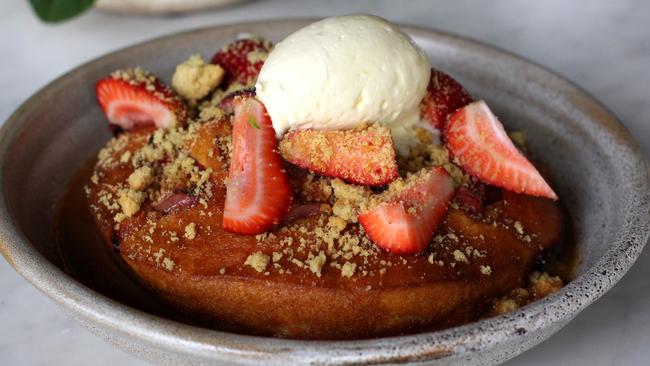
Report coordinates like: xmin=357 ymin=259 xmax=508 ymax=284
xmin=358 ymin=167 xmax=455 ymax=254
xmin=223 ymin=97 xmax=292 ymax=234
xmin=444 ymin=100 xmax=558 ymax=200
xmin=420 ymin=68 xmax=473 ymax=129
xmin=211 ymin=37 xmax=272 ymax=86
xmin=96 ymin=69 xmax=186 ymax=130
xmin=279 ymin=125 xmax=398 ymax=186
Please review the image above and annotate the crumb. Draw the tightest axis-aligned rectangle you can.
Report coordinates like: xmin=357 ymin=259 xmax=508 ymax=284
xmin=184 ymin=222 xmax=196 ymax=240
xmin=480 ymin=265 xmax=492 ymax=276
xmin=198 ymin=105 xmax=225 ymax=121
xmin=328 ymin=216 xmax=347 ymax=233
xmin=514 ymin=221 xmax=524 ymax=235
xmin=341 ymin=261 xmax=357 ymax=278
xmin=272 ymin=252 xmax=283 ymax=263
xmin=128 ymin=166 xmax=153 ymax=191
xmin=152 ymin=248 xmax=165 ymax=264
xmin=330 ymin=179 xmax=371 ymax=223
xmin=120 ymin=151 xmax=131 ymax=163
xmin=162 ymin=257 xmax=176 ymax=272
xmin=453 ymin=249 xmax=468 ymax=263
xmin=529 ymin=271 xmax=563 ymax=299
xmin=306 ymin=251 xmax=327 ymax=277
xmin=172 ymin=54 xmax=224 ymax=101
xmin=492 ymin=298 xmax=518 ymax=315
xmin=244 ymin=251 xmax=270 ymax=273
xmin=118 ymin=189 xmax=145 ymax=217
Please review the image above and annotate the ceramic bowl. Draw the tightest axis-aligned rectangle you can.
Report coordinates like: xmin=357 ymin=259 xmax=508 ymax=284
xmin=0 ymin=19 xmax=648 ymax=366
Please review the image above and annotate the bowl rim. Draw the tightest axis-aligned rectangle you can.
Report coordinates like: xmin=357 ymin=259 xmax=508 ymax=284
xmin=0 ymin=18 xmax=649 ymax=364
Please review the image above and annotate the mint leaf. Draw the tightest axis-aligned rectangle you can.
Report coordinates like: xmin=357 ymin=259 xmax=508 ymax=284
xmin=29 ymin=0 xmax=95 ymax=23
xmin=248 ymin=115 xmax=260 ymax=129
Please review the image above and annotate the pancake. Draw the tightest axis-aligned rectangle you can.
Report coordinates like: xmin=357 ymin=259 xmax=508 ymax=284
xmin=86 ymin=119 xmax=563 ymax=339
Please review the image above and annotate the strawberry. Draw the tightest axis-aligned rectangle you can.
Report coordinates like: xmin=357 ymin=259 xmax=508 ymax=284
xmin=444 ymin=100 xmax=558 ymax=200
xmin=218 ymin=88 xmax=255 ymax=115
xmin=223 ymin=97 xmax=292 ymax=234
xmin=454 ymin=185 xmax=484 ymax=214
xmin=278 ymin=125 xmax=398 ymax=186
xmin=420 ymin=68 xmax=473 ymax=129
xmin=358 ymin=167 xmax=455 ymax=254
xmin=96 ymin=68 xmax=186 ymax=130
xmin=211 ymin=37 xmax=272 ymax=86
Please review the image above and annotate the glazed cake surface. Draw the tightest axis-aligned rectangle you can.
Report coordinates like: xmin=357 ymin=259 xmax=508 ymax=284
xmin=86 ymin=118 xmax=564 ymax=339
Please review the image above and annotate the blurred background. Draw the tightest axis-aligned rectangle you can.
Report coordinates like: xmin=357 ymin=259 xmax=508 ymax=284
xmin=1 ymin=1 xmax=649 ymax=365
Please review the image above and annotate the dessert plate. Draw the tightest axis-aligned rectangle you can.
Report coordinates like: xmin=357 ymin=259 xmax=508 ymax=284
xmin=0 ymin=19 xmax=648 ymax=366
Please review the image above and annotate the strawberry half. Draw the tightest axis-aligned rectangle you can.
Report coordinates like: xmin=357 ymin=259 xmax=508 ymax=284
xmin=211 ymin=37 xmax=272 ymax=86
xmin=444 ymin=100 xmax=558 ymax=200
xmin=96 ymin=69 xmax=187 ymax=130
xmin=223 ymin=97 xmax=292 ymax=234
xmin=278 ymin=125 xmax=398 ymax=186
xmin=358 ymin=167 xmax=455 ymax=254
xmin=420 ymin=68 xmax=473 ymax=129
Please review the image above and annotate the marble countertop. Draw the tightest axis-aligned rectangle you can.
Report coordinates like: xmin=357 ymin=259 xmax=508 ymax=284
xmin=1 ymin=0 xmax=649 ymax=365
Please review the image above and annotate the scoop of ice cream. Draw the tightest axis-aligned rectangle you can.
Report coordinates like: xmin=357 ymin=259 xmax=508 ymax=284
xmin=255 ymin=15 xmax=431 ymax=146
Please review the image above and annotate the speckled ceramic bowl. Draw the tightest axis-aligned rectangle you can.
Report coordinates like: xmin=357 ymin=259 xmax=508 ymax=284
xmin=0 ymin=19 xmax=648 ymax=366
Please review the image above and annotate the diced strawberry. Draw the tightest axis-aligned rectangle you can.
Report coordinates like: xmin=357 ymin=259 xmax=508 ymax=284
xmin=358 ymin=167 xmax=455 ymax=254
xmin=223 ymin=97 xmax=292 ymax=234
xmin=444 ymin=100 xmax=558 ymax=200
xmin=278 ymin=125 xmax=398 ymax=186
xmin=454 ymin=185 xmax=484 ymax=214
xmin=218 ymin=88 xmax=256 ymax=115
xmin=96 ymin=69 xmax=186 ymax=130
xmin=211 ymin=38 xmax=272 ymax=86
xmin=420 ymin=68 xmax=473 ymax=129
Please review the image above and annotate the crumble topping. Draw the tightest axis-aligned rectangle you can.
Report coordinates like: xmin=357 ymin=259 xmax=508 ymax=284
xmin=479 ymin=265 xmax=492 ymax=276
xmin=341 ymin=261 xmax=357 ymax=278
xmin=117 ymin=188 xmax=145 ymax=218
xmin=512 ymin=221 xmax=523 ymax=234
xmin=89 ymin=56 xmax=562 ymax=294
xmin=245 ymin=251 xmax=270 ymax=273
xmin=184 ymin=223 xmax=197 ymax=240
xmin=489 ymin=271 xmax=563 ymax=316
xmin=172 ymin=54 xmax=225 ymax=101
xmin=306 ymin=251 xmax=327 ymax=277
xmin=111 ymin=67 xmax=154 ymax=85
xmin=452 ymin=249 xmax=468 ymax=263
xmin=90 ymin=115 xmax=219 ymax=227
xmin=330 ymin=179 xmax=371 ymax=223
xmin=128 ymin=166 xmax=154 ymax=190
xmin=398 ymin=126 xmax=468 ymax=185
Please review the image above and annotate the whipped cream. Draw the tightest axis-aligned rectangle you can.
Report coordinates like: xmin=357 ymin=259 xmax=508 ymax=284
xmin=255 ymin=15 xmax=431 ymax=149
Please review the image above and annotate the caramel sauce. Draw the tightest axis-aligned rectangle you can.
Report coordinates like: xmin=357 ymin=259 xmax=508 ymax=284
xmin=55 ymin=158 xmax=578 ymax=331
xmin=55 ymin=160 xmax=189 ymax=322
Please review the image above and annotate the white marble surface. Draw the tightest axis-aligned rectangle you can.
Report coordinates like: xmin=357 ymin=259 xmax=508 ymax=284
xmin=1 ymin=0 xmax=649 ymax=365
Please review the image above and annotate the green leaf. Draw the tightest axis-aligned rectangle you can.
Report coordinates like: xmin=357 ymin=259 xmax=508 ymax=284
xmin=248 ymin=115 xmax=260 ymax=129
xmin=29 ymin=0 xmax=95 ymax=23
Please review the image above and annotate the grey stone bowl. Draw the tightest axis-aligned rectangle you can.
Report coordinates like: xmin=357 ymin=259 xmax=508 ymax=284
xmin=0 ymin=19 xmax=648 ymax=366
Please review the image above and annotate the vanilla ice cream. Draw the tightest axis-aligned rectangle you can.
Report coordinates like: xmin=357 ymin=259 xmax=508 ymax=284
xmin=255 ymin=15 xmax=431 ymax=150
